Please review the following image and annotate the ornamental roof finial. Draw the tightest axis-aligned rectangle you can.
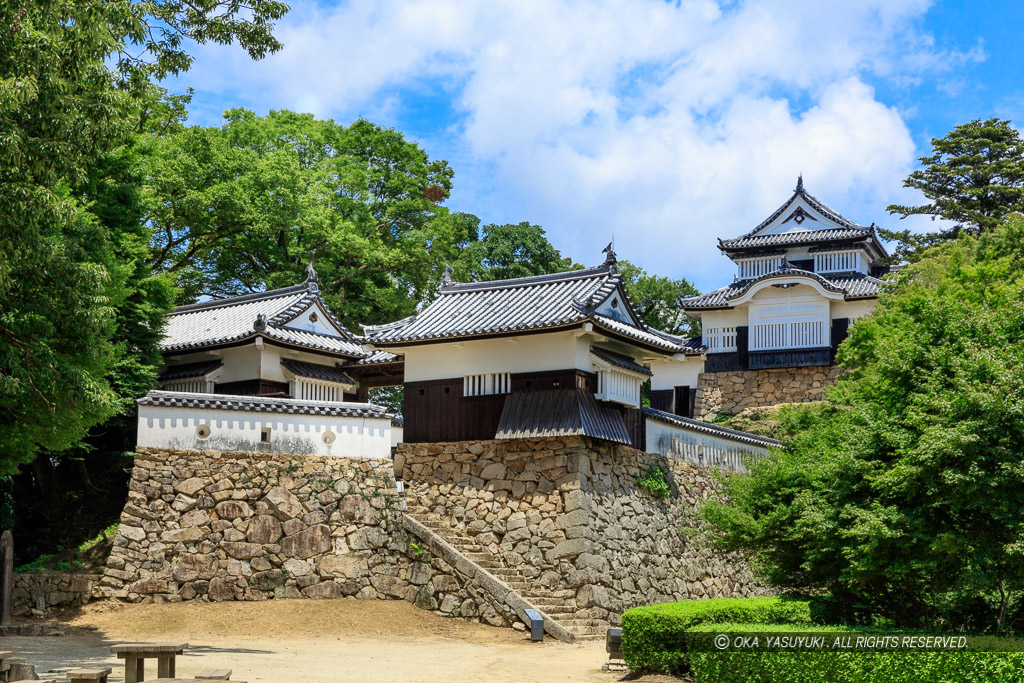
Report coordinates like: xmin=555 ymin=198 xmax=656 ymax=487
xmin=602 ymin=240 xmax=617 ymax=266
xmin=254 ymin=313 xmax=268 ymax=331
xmin=796 ymin=174 xmax=804 ymax=192
xmin=441 ymin=263 xmax=454 ymax=287
xmin=305 ymin=254 xmax=319 ymax=293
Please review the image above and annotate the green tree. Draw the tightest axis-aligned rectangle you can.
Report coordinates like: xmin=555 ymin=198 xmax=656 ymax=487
xmin=0 ymin=1 xmax=286 ymax=473
xmin=704 ymin=218 xmax=1024 ymax=631
xmin=454 ymin=222 xmax=579 ymax=282
xmin=616 ymin=260 xmax=700 ymax=337
xmin=144 ymin=110 xmax=459 ymax=326
xmin=884 ymin=119 xmax=1024 ymax=262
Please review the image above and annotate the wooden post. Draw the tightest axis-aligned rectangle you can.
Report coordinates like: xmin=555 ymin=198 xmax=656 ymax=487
xmin=1 ymin=530 xmax=13 ymax=626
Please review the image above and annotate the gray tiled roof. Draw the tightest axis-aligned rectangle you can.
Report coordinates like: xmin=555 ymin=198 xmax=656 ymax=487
xmin=591 ymin=348 xmax=652 ymax=376
xmin=280 ymin=358 xmax=356 ymax=384
xmin=161 ymin=281 xmax=364 ymax=357
xmin=681 ymin=268 xmax=886 ymax=309
xmin=718 ymin=179 xmax=887 ymax=260
xmin=344 ymin=350 xmax=401 ymax=366
xmin=159 ymin=360 xmax=223 ymax=382
xmin=719 ymin=227 xmax=872 ymax=251
xmin=495 ymin=388 xmax=632 ymax=445
xmin=137 ymin=390 xmax=390 ymax=417
xmin=363 ymin=265 xmax=682 ymax=353
xmin=680 ymin=336 xmax=705 ymax=354
xmin=643 ymin=408 xmax=782 ymax=448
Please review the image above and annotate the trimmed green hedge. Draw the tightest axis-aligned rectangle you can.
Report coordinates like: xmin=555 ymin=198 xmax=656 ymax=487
xmin=688 ymin=624 xmax=1024 ymax=683
xmin=620 ymin=596 xmax=812 ymax=674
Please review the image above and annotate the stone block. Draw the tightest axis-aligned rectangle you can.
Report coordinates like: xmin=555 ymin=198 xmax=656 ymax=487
xmin=209 ymin=577 xmax=237 ymax=601
xmin=171 ymin=553 xmax=217 ymax=582
xmin=249 ymin=569 xmax=284 ymax=591
xmin=246 ymin=515 xmax=283 ymax=544
xmin=161 ymin=527 xmax=205 ymax=543
xmin=215 ymin=500 xmax=253 ymax=520
xmin=319 ymin=554 xmax=369 ymax=579
xmin=220 ymin=541 xmax=264 ymax=559
xmin=264 ymin=486 xmax=307 ymax=520
xmin=179 ymin=509 xmax=211 ymax=528
xmin=175 ymin=477 xmax=207 ymax=496
xmin=547 ymin=537 xmax=587 ymax=561
xmin=302 ymin=581 xmax=345 ymax=599
xmin=338 ymin=495 xmax=377 ymax=525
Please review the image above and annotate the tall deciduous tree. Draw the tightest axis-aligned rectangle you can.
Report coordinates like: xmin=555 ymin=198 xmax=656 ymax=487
xmin=616 ymin=261 xmax=700 ymax=337
xmin=144 ymin=109 xmax=459 ymax=326
xmin=704 ymin=218 xmax=1024 ymax=631
xmin=884 ymin=118 xmax=1024 ymax=262
xmin=0 ymin=1 xmax=287 ymax=473
xmin=454 ymin=222 xmax=579 ymax=282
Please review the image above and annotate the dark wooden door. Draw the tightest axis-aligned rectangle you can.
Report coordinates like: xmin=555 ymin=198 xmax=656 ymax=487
xmin=674 ymin=385 xmax=691 ymax=418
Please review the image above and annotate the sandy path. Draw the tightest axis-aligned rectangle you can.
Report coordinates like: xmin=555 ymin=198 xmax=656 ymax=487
xmin=1 ymin=600 xmax=643 ymax=683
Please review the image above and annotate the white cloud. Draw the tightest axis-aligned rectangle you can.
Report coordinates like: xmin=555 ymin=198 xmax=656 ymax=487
xmin=173 ymin=0 xmax=969 ymax=290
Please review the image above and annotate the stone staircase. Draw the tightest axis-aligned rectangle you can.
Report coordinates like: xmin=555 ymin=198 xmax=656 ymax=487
xmin=406 ymin=504 xmax=607 ymax=641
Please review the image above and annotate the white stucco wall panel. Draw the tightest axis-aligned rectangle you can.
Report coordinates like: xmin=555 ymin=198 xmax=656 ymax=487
xmin=645 ymin=418 xmax=773 ymax=472
xmin=649 ymin=355 xmax=705 ymax=391
xmin=137 ymin=404 xmax=392 ymax=459
xmin=401 ymin=331 xmax=587 ymax=383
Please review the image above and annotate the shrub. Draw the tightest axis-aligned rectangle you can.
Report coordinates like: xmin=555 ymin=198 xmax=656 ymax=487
xmin=635 ymin=465 xmax=670 ymax=499
xmin=688 ymin=623 xmax=1024 ymax=683
xmin=620 ymin=596 xmax=812 ymax=674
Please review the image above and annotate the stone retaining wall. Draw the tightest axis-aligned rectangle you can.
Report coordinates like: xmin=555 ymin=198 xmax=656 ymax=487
xmin=100 ymin=448 xmax=519 ymax=628
xmin=12 ymin=573 xmax=100 ymax=615
xmin=695 ymin=366 xmax=842 ymax=418
xmin=397 ymin=437 xmax=764 ymax=630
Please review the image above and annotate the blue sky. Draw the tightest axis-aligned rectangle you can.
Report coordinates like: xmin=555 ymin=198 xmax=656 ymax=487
xmin=167 ymin=0 xmax=1024 ymax=292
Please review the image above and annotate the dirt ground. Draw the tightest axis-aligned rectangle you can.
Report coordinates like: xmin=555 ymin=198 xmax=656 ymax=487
xmin=1 ymin=600 xmax=672 ymax=683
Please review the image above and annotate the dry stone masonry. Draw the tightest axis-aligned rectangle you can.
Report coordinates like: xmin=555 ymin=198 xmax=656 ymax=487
xmin=398 ymin=436 xmax=765 ymax=636
xmin=12 ymin=573 xmax=100 ymax=615
xmin=695 ymin=366 xmax=842 ymax=419
xmin=100 ymin=448 xmax=519 ymax=628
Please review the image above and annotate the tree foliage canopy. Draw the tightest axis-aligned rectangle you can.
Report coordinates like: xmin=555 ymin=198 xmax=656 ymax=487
xmin=0 ymin=1 xmax=286 ymax=472
xmin=616 ymin=261 xmax=700 ymax=337
xmin=884 ymin=119 xmax=1024 ymax=262
xmin=452 ymin=222 xmax=579 ymax=282
xmin=704 ymin=218 xmax=1024 ymax=631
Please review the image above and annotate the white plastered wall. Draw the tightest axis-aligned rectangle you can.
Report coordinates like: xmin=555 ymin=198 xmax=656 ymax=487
xmin=400 ymin=331 xmax=588 ymax=382
xmin=137 ymin=404 xmax=391 ymax=459
xmin=164 ymin=343 xmax=351 ymax=386
xmin=831 ymin=299 xmax=876 ymax=322
xmin=282 ymin=303 xmax=345 ymax=337
xmin=645 ymin=418 xmax=772 ymax=472
xmin=649 ymin=355 xmax=704 ymax=391
xmin=399 ymin=329 xmax=661 ymax=383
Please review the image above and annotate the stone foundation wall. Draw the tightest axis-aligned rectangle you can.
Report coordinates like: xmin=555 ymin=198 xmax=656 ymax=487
xmin=12 ymin=573 xmax=100 ymax=615
xmin=100 ymin=448 xmax=518 ymax=628
xmin=695 ymin=366 xmax=842 ymax=419
xmin=398 ymin=437 xmax=764 ymax=629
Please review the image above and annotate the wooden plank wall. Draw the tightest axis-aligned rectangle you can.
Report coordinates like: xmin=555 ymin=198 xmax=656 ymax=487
xmin=404 ymin=369 xmax=604 ymax=444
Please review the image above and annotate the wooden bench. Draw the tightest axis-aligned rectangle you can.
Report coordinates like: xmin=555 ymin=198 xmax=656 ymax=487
xmin=111 ymin=642 xmax=187 ymax=682
xmin=67 ymin=668 xmax=113 ymax=683
xmin=196 ymin=669 xmax=232 ymax=680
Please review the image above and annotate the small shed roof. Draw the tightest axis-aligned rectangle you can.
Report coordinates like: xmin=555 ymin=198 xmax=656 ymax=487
xmin=280 ymin=358 xmax=356 ymax=385
xmin=495 ymin=388 xmax=632 ymax=444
